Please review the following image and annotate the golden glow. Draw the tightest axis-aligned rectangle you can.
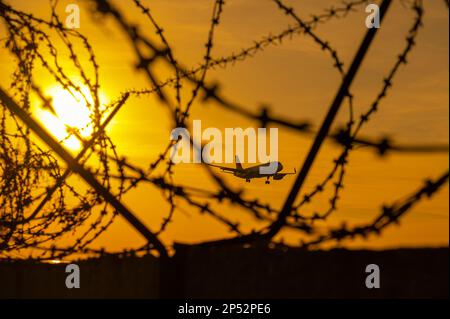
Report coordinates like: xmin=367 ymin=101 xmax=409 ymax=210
xmin=3 ymin=0 xmax=443 ymax=251
xmin=35 ymin=84 xmax=108 ymax=151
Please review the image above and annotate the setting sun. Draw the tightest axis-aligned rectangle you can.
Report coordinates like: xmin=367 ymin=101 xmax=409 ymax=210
xmin=35 ymin=85 xmax=108 ymax=150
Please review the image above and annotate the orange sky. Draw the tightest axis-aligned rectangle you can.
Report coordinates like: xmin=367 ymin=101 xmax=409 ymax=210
xmin=0 ymin=0 xmax=448 ymax=254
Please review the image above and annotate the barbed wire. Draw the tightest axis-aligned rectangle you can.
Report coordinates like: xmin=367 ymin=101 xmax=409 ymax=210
xmin=0 ymin=0 xmax=448 ymax=260
xmin=291 ymin=0 xmax=425 ymax=223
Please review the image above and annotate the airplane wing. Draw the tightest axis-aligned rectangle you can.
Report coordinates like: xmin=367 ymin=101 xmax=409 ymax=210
xmin=205 ymin=163 xmax=236 ymax=172
xmin=278 ymin=168 xmax=297 ymax=176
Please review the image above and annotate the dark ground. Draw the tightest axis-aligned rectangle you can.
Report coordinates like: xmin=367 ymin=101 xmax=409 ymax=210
xmin=0 ymin=246 xmax=448 ymax=299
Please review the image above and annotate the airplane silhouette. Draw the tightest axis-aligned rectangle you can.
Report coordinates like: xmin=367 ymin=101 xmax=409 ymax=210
xmin=207 ymin=156 xmax=296 ymax=184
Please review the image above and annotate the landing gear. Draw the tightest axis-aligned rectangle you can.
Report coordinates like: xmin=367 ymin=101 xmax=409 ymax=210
xmin=265 ymin=177 xmax=270 ymax=184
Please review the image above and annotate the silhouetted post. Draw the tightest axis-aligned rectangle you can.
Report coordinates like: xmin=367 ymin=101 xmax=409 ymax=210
xmin=266 ymin=0 xmax=393 ymax=238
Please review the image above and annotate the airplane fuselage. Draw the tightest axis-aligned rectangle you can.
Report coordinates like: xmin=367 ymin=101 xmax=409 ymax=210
xmin=234 ymin=161 xmax=283 ymax=179
xmin=206 ymin=158 xmax=295 ymax=184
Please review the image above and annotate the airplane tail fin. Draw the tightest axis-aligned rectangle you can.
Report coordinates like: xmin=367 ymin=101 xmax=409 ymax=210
xmin=235 ymin=155 xmax=243 ymax=171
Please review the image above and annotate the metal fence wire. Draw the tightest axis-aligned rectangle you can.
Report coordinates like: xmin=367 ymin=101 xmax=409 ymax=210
xmin=0 ymin=0 xmax=448 ymax=260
